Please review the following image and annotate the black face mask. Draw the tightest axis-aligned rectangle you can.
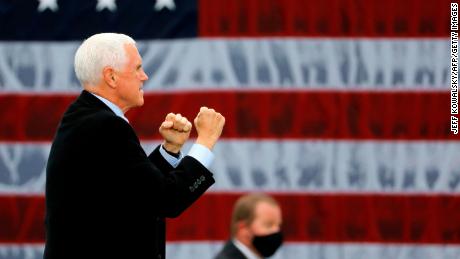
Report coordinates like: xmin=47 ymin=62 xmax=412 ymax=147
xmin=251 ymin=231 xmax=283 ymax=257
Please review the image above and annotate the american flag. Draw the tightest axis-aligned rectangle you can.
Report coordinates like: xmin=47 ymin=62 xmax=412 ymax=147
xmin=0 ymin=0 xmax=459 ymax=258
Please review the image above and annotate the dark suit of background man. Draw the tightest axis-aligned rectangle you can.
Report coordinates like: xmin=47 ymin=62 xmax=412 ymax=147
xmin=214 ymin=193 xmax=283 ymax=259
xmin=43 ymin=33 xmax=225 ymax=259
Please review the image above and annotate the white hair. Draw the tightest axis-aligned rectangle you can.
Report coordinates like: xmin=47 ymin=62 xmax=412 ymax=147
xmin=74 ymin=33 xmax=136 ymax=86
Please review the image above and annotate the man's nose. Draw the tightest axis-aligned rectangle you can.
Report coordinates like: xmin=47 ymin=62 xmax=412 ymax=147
xmin=272 ymin=224 xmax=281 ymax=232
xmin=141 ymin=70 xmax=148 ymax=81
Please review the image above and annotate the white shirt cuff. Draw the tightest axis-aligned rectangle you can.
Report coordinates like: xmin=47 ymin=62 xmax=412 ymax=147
xmin=159 ymin=145 xmax=183 ymax=168
xmin=187 ymin=143 xmax=214 ymax=169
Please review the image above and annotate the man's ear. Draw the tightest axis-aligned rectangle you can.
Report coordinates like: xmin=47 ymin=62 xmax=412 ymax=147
xmin=237 ymin=220 xmax=252 ymax=239
xmin=102 ymin=66 xmax=116 ymax=88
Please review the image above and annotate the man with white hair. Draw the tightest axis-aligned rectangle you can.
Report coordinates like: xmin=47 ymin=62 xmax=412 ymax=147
xmin=44 ymin=33 xmax=225 ymax=259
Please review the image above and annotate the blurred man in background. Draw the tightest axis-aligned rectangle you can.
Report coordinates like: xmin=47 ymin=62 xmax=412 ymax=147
xmin=44 ymin=33 xmax=225 ymax=259
xmin=215 ymin=193 xmax=283 ymax=259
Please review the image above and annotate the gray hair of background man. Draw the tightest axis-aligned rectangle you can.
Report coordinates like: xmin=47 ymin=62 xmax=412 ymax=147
xmin=74 ymin=33 xmax=135 ymax=86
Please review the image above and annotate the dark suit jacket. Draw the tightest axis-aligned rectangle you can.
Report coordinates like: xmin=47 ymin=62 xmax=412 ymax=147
xmin=214 ymin=241 xmax=248 ymax=259
xmin=44 ymin=90 xmax=215 ymax=259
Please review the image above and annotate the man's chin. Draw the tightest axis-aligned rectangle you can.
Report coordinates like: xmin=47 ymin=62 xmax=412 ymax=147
xmin=130 ymin=99 xmax=144 ymax=109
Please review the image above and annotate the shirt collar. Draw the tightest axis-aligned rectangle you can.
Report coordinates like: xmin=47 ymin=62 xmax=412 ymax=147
xmin=232 ymin=239 xmax=261 ymax=259
xmin=90 ymin=92 xmax=129 ymax=123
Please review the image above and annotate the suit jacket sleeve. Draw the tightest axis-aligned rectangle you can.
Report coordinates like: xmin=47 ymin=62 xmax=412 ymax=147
xmin=148 ymin=145 xmax=175 ymax=173
xmin=95 ymin=114 xmax=215 ymax=218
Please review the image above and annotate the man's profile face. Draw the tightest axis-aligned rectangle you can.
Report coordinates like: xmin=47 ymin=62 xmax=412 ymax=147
xmin=249 ymin=201 xmax=282 ymax=236
xmin=115 ymin=43 xmax=148 ymax=110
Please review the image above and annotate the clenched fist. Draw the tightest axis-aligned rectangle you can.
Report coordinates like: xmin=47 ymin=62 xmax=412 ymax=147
xmin=194 ymin=107 xmax=225 ymax=150
xmin=159 ymin=113 xmax=192 ymax=153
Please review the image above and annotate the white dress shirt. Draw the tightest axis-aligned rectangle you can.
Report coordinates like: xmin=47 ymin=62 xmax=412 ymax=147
xmin=233 ymin=239 xmax=261 ymax=259
xmin=91 ymin=92 xmax=214 ymax=169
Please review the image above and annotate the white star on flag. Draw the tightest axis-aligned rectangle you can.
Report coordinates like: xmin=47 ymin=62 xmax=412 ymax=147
xmin=154 ymin=0 xmax=176 ymax=11
xmin=96 ymin=0 xmax=117 ymax=12
xmin=37 ymin=0 xmax=58 ymax=12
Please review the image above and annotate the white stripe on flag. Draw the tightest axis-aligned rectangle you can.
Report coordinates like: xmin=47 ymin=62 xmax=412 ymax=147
xmin=0 ymin=39 xmax=448 ymax=92
xmin=0 ymin=141 xmax=459 ymax=194
xmin=1 ymin=243 xmax=460 ymax=259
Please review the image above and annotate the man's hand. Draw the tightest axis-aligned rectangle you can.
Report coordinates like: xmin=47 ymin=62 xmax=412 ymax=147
xmin=194 ymin=107 xmax=225 ymax=150
xmin=159 ymin=113 xmax=192 ymax=153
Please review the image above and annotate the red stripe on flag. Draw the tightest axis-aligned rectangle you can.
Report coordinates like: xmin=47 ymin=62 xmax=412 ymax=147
xmin=0 ymin=91 xmax=457 ymax=142
xmin=0 ymin=195 xmax=44 ymax=244
xmin=199 ymin=0 xmax=450 ymax=37
xmin=1 ymin=193 xmax=460 ymax=244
